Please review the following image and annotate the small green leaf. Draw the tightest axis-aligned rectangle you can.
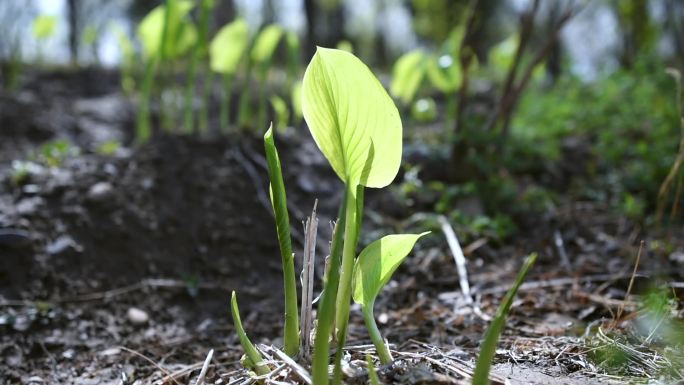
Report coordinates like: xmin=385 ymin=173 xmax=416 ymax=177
xmin=251 ymin=24 xmax=284 ymax=65
xmin=472 ymin=253 xmax=538 ymax=385
xmin=302 ymin=47 xmax=403 ymax=188
xmin=488 ymin=33 xmax=518 ymax=75
xmin=391 ymin=50 xmax=427 ymax=105
xmin=209 ymin=18 xmax=249 ymax=74
xmin=137 ymin=1 xmax=196 ymax=59
xmin=352 ymin=233 xmax=428 ymax=306
xmin=32 ymin=15 xmax=57 ymax=40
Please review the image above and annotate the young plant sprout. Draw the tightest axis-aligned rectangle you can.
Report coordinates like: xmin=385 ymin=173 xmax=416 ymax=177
xmin=136 ymin=0 xmax=197 ymax=141
xmin=32 ymin=15 xmax=57 ymax=63
xmin=209 ymin=18 xmax=249 ymax=132
xmin=263 ymin=124 xmax=300 ymax=357
xmin=230 ymin=291 xmax=269 ymax=376
xmin=472 ymin=253 xmax=537 ymax=385
xmin=250 ymin=24 xmax=284 ymax=131
xmin=183 ymin=0 xmax=216 ymax=133
xmin=301 ymin=47 xmax=423 ymax=384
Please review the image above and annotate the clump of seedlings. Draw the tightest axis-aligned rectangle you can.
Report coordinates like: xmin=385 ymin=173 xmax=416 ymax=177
xmin=230 ymin=47 xmax=538 ymax=385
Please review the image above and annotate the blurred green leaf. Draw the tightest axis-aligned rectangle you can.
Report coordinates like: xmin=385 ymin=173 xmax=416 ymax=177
xmin=251 ymin=24 xmax=284 ymax=65
xmin=137 ymin=1 xmax=196 ymax=59
xmin=32 ymin=15 xmax=57 ymax=40
xmin=391 ymin=50 xmax=428 ymax=105
xmin=209 ymin=18 xmax=249 ymax=74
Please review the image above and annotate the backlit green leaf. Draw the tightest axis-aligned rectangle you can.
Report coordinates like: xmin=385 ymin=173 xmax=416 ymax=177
xmin=209 ymin=19 xmax=249 ymax=74
xmin=391 ymin=50 xmax=428 ymax=105
xmin=302 ymin=47 xmax=402 ymax=188
xmin=32 ymin=15 xmax=57 ymax=40
xmin=137 ymin=1 xmax=196 ymax=59
xmin=352 ymin=232 xmax=428 ymax=306
xmin=251 ymin=24 xmax=284 ymax=65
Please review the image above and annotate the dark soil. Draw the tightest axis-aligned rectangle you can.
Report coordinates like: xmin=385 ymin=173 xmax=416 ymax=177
xmin=1 ymin=69 xmax=683 ymax=384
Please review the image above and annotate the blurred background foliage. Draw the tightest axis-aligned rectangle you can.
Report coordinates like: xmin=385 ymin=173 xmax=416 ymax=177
xmin=1 ymin=0 xmax=684 ymax=239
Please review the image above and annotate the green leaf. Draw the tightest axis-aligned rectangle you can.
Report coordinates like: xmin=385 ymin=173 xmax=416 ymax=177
xmin=302 ymin=47 xmax=403 ymax=188
xmin=391 ymin=50 xmax=428 ymax=105
xmin=352 ymin=233 xmax=428 ymax=306
xmin=32 ymin=15 xmax=57 ymax=40
xmin=251 ymin=24 xmax=284 ymax=65
xmin=209 ymin=18 xmax=249 ymax=74
xmin=472 ymin=253 xmax=537 ymax=385
xmin=230 ymin=291 xmax=269 ymax=376
xmin=137 ymin=1 xmax=196 ymax=59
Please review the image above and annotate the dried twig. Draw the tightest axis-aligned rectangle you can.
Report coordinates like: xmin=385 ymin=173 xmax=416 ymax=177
xmin=438 ymin=216 xmax=472 ymax=304
xmin=553 ymin=230 xmax=571 ymax=270
xmin=270 ymin=346 xmax=313 ymax=385
xmin=300 ymin=200 xmax=319 ymax=357
xmin=195 ymin=349 xmax=214 ymax=385
xmin=614 ymin=240 xmax=644 ymax=325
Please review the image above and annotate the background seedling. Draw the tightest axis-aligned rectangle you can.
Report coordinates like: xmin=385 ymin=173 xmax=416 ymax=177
xmin=472 ymin=253 xmax=537 ymax=385
xmin=209 ymin=18 xmax=249 ymax=132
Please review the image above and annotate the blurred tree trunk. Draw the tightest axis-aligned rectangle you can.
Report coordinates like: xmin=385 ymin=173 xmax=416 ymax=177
xmin=67 ymin=0 xmax=79 ymax=65
xmin=614 ymin=0 xmax=655 ymax=68
xmin=214 ymin=0 xmax=235 ymax=30
xmin=304 ymin=0 xmax=345 ymax=59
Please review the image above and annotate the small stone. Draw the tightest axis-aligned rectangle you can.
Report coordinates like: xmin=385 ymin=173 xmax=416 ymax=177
xmin=15 ymin=197 xmax=44 ymax=216
xmin=87 ymin=182 xmax=113 ymax=202
xmin=127 ymin=307 xmax=149 ymax=325
xmin=46 ymin=235 xmax=82 ymax=256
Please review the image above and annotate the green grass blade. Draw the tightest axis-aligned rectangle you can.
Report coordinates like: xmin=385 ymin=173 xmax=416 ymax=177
xmin=136 ymin=57 xmax=158 ymax=143
xmin=230 ymin=291 xmax=269 ymax=376
xmin=312 ymin=194 xmax=348 ymax=385
xmin=472 ymin=253 xmax=537 ymax=385
xmin=264 ymin=126 xmax=300 ymax=357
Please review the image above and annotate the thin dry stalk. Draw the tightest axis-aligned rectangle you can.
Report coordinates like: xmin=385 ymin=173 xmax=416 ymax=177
xmin=270 ymin=346 xmax=313 ymax=385
xmin=553 ymin=230 xmax=572 ymax=270
xmin=614 ymin=241 xmax=644 ymax=325
xmin=657 ymin=68 xmax=684 ymax=224
xmin=438 ymin=216 xmax=472 ymax=304
xmin=194 ymin=349 xmax=214 ymax=385
xmin=300 ymin=200 xmax=319 ymax=357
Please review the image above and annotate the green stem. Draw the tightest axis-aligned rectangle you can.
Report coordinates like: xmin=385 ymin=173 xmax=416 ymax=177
xmin=199 ymin=72 xmax=211 ymax=133
xmin=445 ymin=91 xmax=457 ymax=131
xmin=220 ymin=74 xmax=233 ymax=133
xmin=258 ymin=68 xmax=267 ymax=132
xmin=183 ymin=51 xmax=198 ymax=133
xmin=136 ymin=57 xmax=158 ymax=143
xmin=362 ymin=302 xmax=392 ymax=364
xmin=332 ymin=183 xmax=360 ymax=385
xmin=312 ymin=191 xmax=348 ymax=385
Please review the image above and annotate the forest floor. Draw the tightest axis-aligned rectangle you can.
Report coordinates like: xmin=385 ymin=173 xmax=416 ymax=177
xmin=1 ymin=69 xmax=683 ymax=385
